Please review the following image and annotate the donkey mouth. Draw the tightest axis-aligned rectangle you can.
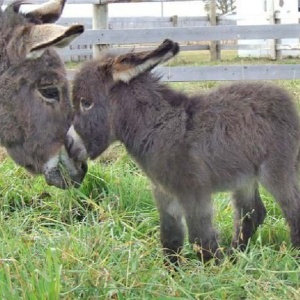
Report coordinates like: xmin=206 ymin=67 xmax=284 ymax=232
xmin=43 ymin=147 xmax=87 ymax=189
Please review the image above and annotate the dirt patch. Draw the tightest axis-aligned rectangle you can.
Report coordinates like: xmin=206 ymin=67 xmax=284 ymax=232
xmin=0 ymin=147 xmax=7 ymax=162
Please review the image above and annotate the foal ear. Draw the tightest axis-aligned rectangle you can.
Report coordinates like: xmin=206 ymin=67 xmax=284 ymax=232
xmin=25 ymin=24 xmax=84 ymax=57
xmin=25 ymin=0 xmax=67 ymax=24
xmin=112 ymin=39 xmax=179 ymax=83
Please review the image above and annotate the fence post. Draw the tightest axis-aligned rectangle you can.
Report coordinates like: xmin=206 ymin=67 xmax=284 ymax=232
xmin=171 ymin=15 xmax=178 ymax=27
xmin=275 ymin=14 xmax=282 ymax=60
xmin=268 ymin=0 xmax=279 ymax=60
xmin=209 ymin=0 xmax=220 ymax=61
xmin=92 ymin=3 xmax=108 ymax=59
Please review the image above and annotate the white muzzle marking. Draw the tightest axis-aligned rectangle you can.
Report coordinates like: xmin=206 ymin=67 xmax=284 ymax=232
xmin=67 ymin=125 xmax=88 ymax=162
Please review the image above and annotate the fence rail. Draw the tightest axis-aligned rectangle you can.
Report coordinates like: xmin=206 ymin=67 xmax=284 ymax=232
xmin=70 ymin=24 xmax=300 ymax=46
xmin=67 ymin=64 xmax=300 ymax=82
xmin=56 ymin=15 xmax=300 ymax=61
xmin=57 ymin=22 xmax=300 ymax=62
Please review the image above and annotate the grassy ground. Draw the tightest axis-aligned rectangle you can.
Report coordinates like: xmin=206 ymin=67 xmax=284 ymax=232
xmin=1 ymin=52 xmax=300 ymax=299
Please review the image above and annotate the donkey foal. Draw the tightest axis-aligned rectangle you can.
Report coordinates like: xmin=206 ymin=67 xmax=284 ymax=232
xmin=67 ymin=39 xmax=300 ymax=264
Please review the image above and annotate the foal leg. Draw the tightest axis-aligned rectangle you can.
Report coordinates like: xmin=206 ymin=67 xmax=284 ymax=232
xmin=153 ymin=186 xmax=185 ymax=265
xmin=181 ymin=190 xmax=220 ymax=263
xmin=231 ymin=180 xmax=267 ymax=252
xmin=260 ymin=168 xmax=300 ymax=248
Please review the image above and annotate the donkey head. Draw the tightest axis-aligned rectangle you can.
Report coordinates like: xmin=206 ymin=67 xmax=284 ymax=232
xmin=0 ymin=0 xmax=86 ymax=188
xmin=67 ymin=39 xmax=179 ymax=164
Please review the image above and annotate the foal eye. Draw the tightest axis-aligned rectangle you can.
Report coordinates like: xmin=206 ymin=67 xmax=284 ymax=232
xmin=80 ymin=98 xmax=94 ymax=111
xmin=38 ymin=87 xmax=60 ymax=103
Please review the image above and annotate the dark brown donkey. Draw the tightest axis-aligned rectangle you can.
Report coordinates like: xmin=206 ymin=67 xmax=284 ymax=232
xmin=67 ymin=39 xmax=300 ymax=264
xmin=0 ymin=0 xmax=87 ymax=188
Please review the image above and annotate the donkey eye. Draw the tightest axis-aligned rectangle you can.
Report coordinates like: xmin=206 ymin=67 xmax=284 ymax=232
xmin=80 ymin=98 xmax=94 ymax=111
xmin=38 ymin=86 xmax=60 ymax=103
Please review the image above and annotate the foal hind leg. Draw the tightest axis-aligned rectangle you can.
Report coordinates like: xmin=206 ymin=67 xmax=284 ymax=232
xmin=231 ymin=180 xmax=267 ymax=252
xmin=260 ymin=165 xmax=300 ymax=248
xmin=153 ymin=185 xmax=185 ymax=266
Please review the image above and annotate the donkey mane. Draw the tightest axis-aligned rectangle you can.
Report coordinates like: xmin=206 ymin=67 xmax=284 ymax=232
xmin=0 ymin=2 xmax=44 ymax=74
xmin=0 ymin=2 xmax=27 ymax=29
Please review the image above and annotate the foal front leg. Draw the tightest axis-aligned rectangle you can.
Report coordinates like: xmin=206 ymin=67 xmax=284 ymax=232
xmin=153 ymin=185 xmax=185 ymax=266
xmin=182 ymin=190 xmax=220 ymax=263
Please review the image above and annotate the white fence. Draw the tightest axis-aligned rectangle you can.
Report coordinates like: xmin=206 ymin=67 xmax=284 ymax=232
xmin=4 ymin=0 xmax=300 ymax=81
xmin=57 ymin=15 xmax=233 ymax=61
xmin=56 ymin=13 xmax=300 ymax=62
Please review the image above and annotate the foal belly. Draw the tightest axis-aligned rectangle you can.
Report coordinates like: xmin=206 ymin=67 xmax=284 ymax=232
xmin=211 ymin=171 xmax=257 ymax=193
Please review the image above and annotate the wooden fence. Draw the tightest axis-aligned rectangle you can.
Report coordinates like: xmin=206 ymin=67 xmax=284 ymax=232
xmin=56 ymin=13 xmax=300 ymax=62
xmin=64 ymin=15 xmax=300 ymax=82
xmin=57 ymin=15 xmax=235 ymax=61
xmin=3 ymin=0 xmax=300 ymax=82
xmin=52 ymin=0 xmax=300 ymax=62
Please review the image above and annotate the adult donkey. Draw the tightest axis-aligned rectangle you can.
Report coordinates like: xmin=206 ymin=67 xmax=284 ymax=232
xmin=67 ymin=39 xmax=300 ymax=264
xmin=0 ymin=0 xmax=87 ymax=188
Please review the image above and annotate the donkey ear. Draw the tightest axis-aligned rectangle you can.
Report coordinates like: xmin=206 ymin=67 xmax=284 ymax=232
xmin=25 ymin=0 xmax=67 ymax=24
xmin=26 ymin=24 xmax=84 ymax=57
xmin=7 ymin=23 xmax=83 ymax=61
xmin=112 ymin=39 xmax=179 ymax=83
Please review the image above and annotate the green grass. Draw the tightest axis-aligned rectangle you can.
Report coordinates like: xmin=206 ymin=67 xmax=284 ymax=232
xmin=1 ymin=143 xmax=300 ymax=299
xmin=2 ymin=53 xmax=300 ymax=299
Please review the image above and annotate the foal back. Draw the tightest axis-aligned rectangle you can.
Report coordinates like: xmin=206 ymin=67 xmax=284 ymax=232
xmin=186 ymin=82 xmax=300 ymax=191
